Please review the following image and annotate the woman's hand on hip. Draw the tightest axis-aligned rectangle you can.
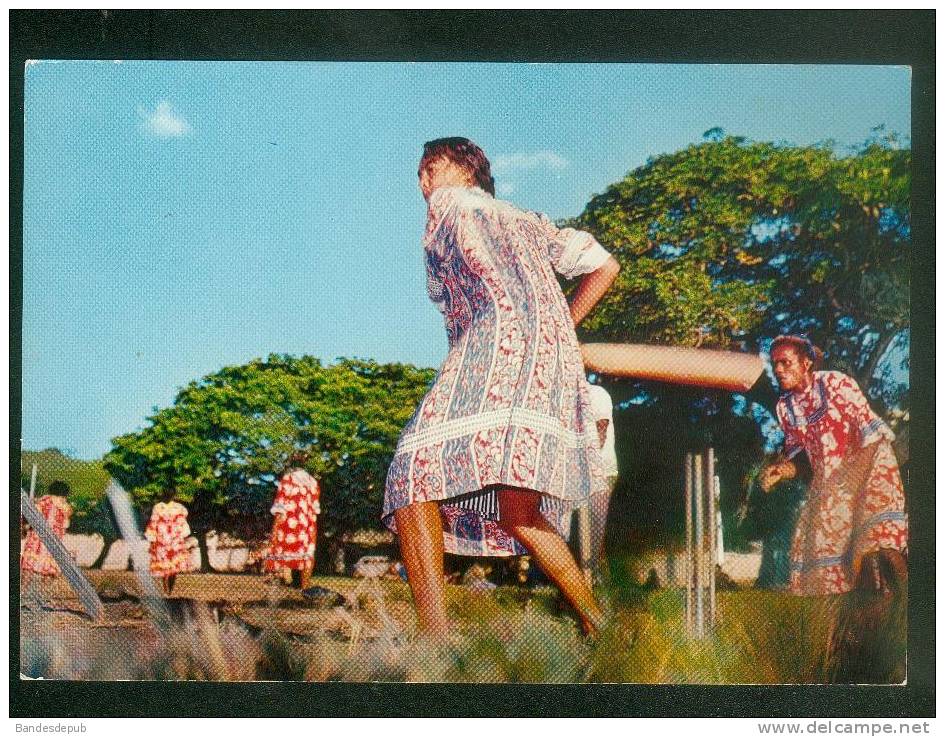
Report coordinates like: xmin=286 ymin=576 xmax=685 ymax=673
xmin=570 ymin=256 xmax=620 ymax=327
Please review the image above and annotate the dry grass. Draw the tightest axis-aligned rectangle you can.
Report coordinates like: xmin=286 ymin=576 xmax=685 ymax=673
xmin=19 ymin=572 xmax=906 ymax=684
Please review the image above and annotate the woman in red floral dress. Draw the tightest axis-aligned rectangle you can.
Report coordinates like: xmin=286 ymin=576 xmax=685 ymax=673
xmin=264 ymin=457 xmax=321 ymax=591
xmin=145 ymin=495 xmax=195 ymax=595
xmin=21 ymin=484 xmax=73 ymax=588
xmin=761 ymin=336 xmax=908 ymax=596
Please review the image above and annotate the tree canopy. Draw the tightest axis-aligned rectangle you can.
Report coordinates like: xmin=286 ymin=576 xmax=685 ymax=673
xmin=20 ymin=448 xmax=114 ymax=538
xmin=570 ymin=130 xmax=910 ymax=413
xmin=103 ymin=356 xmax=434 ymax=542
xmin=564 ymin=131 xmax=910 ymax=553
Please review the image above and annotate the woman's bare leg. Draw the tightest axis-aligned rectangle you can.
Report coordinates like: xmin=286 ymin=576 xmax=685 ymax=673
xmin=857 ymin=549 xmax=908 ymax=594
xmin=395 ymin=501 xmax=449 ymax=636
xmin=590 ymin=481 xmax=616 ymax=569
xmin=497 ymin=488 xmax=604 ymax=634
xmin=880 ymin=549 xmax=908 ymax=592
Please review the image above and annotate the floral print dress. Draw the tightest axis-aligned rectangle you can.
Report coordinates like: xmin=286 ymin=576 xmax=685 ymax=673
xmin=776 ymin=370 xmax=908 ymax=595
xmin=384 ymin=185 xmax=612 ymax=556
xmin=145 ymin=501 xmax=195 ymax=577
xmin=21 ymin=495 xmax=72 ymax=576
xmin=264 ymin=469 xmax=321 ymax=572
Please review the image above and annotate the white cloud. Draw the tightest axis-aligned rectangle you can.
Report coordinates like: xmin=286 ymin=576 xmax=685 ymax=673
xmin=496 ymin=182 xmax=516 ymax=196
xmin=491 ymin=150 xmax=569 ymax=174
xmin=140 ymin=101 xmax=190 ymax=138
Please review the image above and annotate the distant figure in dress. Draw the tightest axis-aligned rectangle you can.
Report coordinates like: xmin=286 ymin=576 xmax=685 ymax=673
xmin=384 ymin=137 xmax=620 ymax=636
xmin=145 ymin=491 xmax=196 ymax=596
xmin=21 ymin=481 xmax=73 ymax=590
xmin=264 ymin=452 xmax=321 ymax=591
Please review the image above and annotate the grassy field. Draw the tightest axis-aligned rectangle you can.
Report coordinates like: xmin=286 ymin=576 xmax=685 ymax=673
xmin=19 ymin=571 xmax=906 ymax=683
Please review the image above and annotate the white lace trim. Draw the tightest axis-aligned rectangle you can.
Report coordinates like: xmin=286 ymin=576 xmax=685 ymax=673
xmin=396 ymin=406 xmax=597 ymax=454
xmin=555 ymin=230 xmax=611 ymax=279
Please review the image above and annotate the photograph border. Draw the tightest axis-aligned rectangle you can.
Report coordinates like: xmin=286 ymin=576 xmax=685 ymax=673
xmin=9 ymin=9 xmax=935 ymax=718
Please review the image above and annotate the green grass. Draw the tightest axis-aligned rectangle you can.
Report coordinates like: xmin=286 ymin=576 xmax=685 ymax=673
xmin=269 ymin=583 xmax=905 ymax=684
xmin=20 ymin=572 xmax=906 ymax=683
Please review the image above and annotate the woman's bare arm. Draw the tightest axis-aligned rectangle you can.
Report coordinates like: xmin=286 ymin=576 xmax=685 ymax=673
xmin=570 ymin=255 xmax=620 ymax=327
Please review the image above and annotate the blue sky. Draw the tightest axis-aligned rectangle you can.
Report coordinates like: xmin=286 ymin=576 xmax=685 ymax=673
xmin=21 ymin=62 xmax=911 ymax=459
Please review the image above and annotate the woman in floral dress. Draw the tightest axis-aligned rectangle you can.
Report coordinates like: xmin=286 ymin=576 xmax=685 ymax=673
xmin=761 ymin=335 xmax=908 ymax=596
xmin=264 ymin=456 xmax=321 ymax=591
xmin=145 ymin=494 xmax=195 ymax=595
xmin=21 ymin=483 xmax=73 ymax=588
xmin=384 ymin=137 xmax=620 ymax=635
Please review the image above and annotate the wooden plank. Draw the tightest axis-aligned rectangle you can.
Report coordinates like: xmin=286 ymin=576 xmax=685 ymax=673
xmin=705 ymin=448 xmax=716 ymax=630
xmin=20 ymin=490 xmax=104 ymax=621
xmin=580 ymin=344 xmax=765 ymax=392
xmin=693 ymin=454 xmax=704 ymax=638
xmin=684 ymin=453 xmax=693 ymax=635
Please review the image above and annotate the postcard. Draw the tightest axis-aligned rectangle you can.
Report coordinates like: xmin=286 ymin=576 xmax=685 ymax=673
xmin=10 ymin=10 xmax=933 ymax=719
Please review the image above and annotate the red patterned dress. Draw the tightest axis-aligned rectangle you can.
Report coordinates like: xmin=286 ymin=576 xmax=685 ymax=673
xmin=264 ymin=470 xmax=321 ymax=572
xmin=384 ymin=185 xmax=612 ymax=556
xmin=776 ymin=371 xmax=908 ymax=595
xmin=21 ymin=495 xmax=72 ymax=576
xmin=145 ymin=501 xmax=195 ymax=577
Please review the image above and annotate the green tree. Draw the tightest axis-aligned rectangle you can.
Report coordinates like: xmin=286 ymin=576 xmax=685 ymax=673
xmin=571 ymin=130 xmax=910 ymax=413
xmin=20 ymin=448 xmax=115 ymax=540
xmin=103 ymin=355 xmax=434 ymax=550
xmin=569 ymin=132 xmax=910 ymax=553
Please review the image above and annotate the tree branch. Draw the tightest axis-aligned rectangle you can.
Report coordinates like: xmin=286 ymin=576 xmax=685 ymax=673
xmin=859 ymin=329 xmax=898 ymax=391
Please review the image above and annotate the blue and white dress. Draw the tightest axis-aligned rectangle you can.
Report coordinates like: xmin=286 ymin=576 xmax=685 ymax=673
xmin=383 ymin=185 xmax=612 ymax=556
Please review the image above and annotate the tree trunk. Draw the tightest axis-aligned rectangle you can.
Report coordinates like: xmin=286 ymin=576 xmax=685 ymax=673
xmin=857 ymin=329 xmax=898 ymax=402
xmin=196 ymin=531 xmax=212 ymax=573
xmin=745 ymin=374 xmax=780 ymax=417
xmin=90 ymin=537 xmax=114 ymax=570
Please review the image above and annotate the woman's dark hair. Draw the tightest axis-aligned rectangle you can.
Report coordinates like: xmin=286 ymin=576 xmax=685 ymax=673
xmin=286 ymin=449 xmax=310 ymax=471
xmin=419 ymin=137 xmax=496 ymax=196
xmin=770 ymin=335 xmax=825 ymax=371
xmin=48 ymin=480 xmax=70 ymax=498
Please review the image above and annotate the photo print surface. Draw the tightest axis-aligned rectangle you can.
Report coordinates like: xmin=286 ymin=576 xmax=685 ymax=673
xmin=19 ymin=60 xmax=912 ymax=684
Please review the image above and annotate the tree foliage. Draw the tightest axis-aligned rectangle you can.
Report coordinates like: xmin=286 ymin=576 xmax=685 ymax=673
xmin=20 ymin=448 xmax=115 ymax=538
xmin=571 ymin=132 xmax=910 ymax=552
xmin=570 ymin=130 xmax=910 ymax=411
xmin=103 ymin=356 xmax=435 ymax=541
